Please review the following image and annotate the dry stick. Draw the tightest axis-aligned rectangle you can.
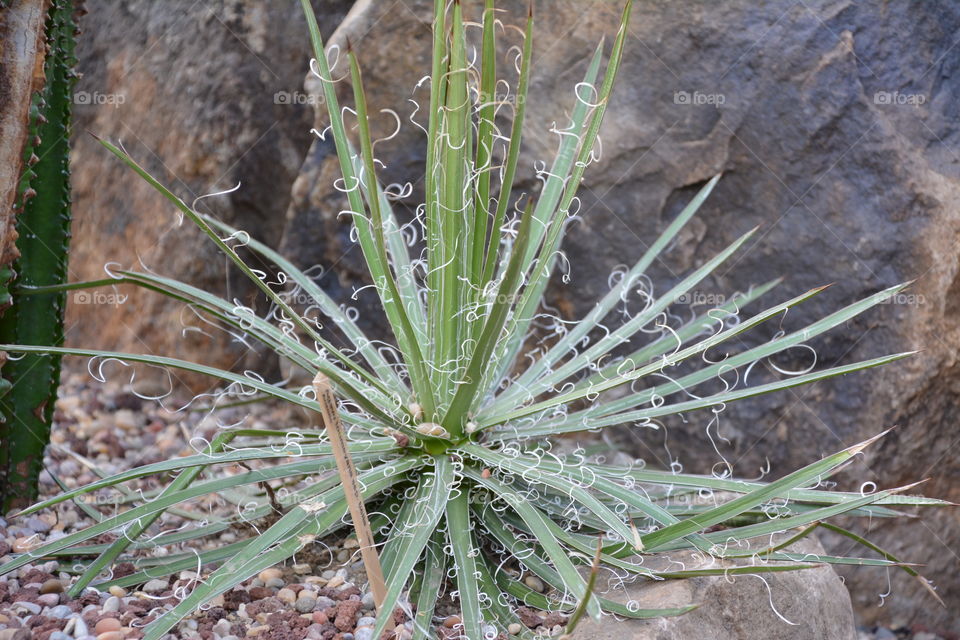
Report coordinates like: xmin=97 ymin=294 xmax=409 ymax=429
xmin=313 ymin=373 xmax=395 ymax=633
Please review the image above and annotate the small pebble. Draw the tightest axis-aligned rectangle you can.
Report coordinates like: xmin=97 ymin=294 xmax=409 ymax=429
xmin=246 ymin=626 xmax=269 ymax=637
xmin=342 ymin=537 xmax=359 ymax=549
xmin=48 ymin=605 xmax=73 ymax=619
xmin=258 ymin=568 xmax=282 ymax=582
xmin=95 ymin=618 xmax=122 ymax=635
xmin=102 ymin=596 xmax=121 ymax=613
xmin=12 ymin=601 xmax=42 ymax=615
xmin=353 ymin=627 xmax=373 ymax=640
xmin=27 ymin=516 xmax=52 ymax=533
xmin=265 ymin=577 xmax=285 ymax=589
xmin=142 ymin=578 xmax=168 ymax=594
xmin=524 ymin=575 xmax=545 ymax=592
xmin=276 ymin=588 xmax=297 ymax=604
xmin=40 ymin=578 xmax=64 ymax=594
xmin=443 ymin=615 xmax=461 ymax=629
xmin=321 ymin=570 xmax=335 ymax=579
xmin=360 ymin=592 xmax=375 ymax=611
xmin=107 ymin=586 xmax=126 ymax=598
xmin=96 ymin=632 xmax=124 ymax=640
xmin=356 ymin=617 xmax=375 ymax=627
xmin=38 ymin=593 xmax=61 ymax=606
xmin=73 ymin=616 xmax=90 ymax=637
xmin=0 ymin=630 xmax=31 ymax=640
xmin=508 ymin=623 xmax=523 ymax=635
xmin=292 ymin=563 xmax=311 ymax=575
xmin=326 ymin=575 xmax=344 ymax=589
xmin=12 ymin=537 xmax=40 ymax=553
xmin=316 ymin=596 xmax=336 ymax=610
xmin=50 ymin=633 xmax=72 ymax=640
xmin=295 ymin=594 xmax=317 ymax=613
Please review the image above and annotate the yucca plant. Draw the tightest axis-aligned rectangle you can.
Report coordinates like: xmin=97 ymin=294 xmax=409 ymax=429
xmin=0 ymin=1 xmax=944 ymax=638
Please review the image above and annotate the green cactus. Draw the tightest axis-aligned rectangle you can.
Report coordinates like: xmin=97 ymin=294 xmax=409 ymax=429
xmin=0 ymin=0 xmax=79 ymax=512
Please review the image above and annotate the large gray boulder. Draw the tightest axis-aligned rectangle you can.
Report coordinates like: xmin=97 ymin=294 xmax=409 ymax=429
xmin=575 ymin=538 xmax=856 ymax=640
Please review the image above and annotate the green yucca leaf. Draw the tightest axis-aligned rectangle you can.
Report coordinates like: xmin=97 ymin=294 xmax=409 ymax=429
xmin=370 ymin=457 xmax=454 ymax=640
xmin=446 ymin=490 xmax=484 ymax=640
xmin=411 ymin=529 xmax=448 ymax=640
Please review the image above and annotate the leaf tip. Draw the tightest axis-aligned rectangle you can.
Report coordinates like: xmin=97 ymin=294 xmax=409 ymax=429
xmin=847 ymin=427 xmax=894 ymax=456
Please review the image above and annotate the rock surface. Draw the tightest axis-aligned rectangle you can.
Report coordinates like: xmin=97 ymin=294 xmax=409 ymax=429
xmin=576 ymin=538 xmax=856 ymax=640
xmin=281 ymin=1 xmax=960 ymax=632
xmin=68 ymin=0 xmax=960 ymax=632
xmin=68 ymin=0 xmax=352 ymax=386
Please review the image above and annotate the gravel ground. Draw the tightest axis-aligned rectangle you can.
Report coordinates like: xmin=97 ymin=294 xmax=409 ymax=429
xmin=0 ymin=368 xmax=951 ymax=640
xmin=0 ymin=369 xmax=570 ymax=640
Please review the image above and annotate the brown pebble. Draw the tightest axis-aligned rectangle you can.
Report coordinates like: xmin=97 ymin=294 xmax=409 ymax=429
xmin=481 ymin=468 xmax=492 ymax=479
xmin=95 ymin=618 xmax=123 ymax=634
xmin=443 ymin=615 xmax=462 ymax=629
xmin=97 ymin=632 xmax=124 ymax=640
xmin=258 ymin=568 xmax=282 ymax=583
xmin=39 ymin=579 xmax=64 ymax=594
xmin=311 ymin=611 xmax=328 ymax=625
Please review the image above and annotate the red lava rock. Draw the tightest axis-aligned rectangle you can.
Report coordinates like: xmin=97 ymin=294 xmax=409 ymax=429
xmin=113 ymin=562 xmax=136 ymax=578
xmin=0 ymin=540 xmax=11 ymax=556
xmin=31 ymin=618 xmax=69 ymax=640
xmin=223 ymin=588 xmax=252 ymax=611
xmin=312 ymin=611 xmax=328 ymax=625
xmin=517 ymin=606 xmax=543 ymax=629
xmin=77 ymin=592 xmax=100 ymax=608
xmin=263 ymin=611 xmax=310 ymax=640
xmin=21 ymin=569 xmax=54 ymax=584
xmin=246 ymin=596 xmax=284 ymax=618
xmin=248 ymin=586 xmax=273 ymax=600
xmin=333 ymin=600 xmax=362 ymax=632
